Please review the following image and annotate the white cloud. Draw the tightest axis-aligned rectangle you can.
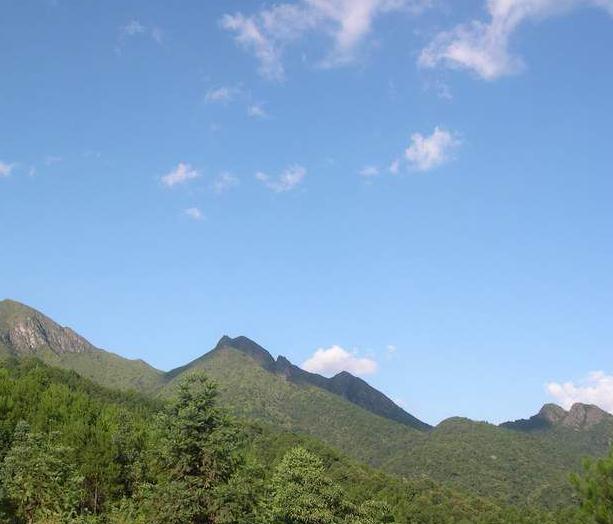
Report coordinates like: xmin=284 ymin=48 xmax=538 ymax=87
xmin=184 ymin=207 xmax=204 ymax=221
xmin=0 ymin=161 xmax=15 ymax=178
xmin=256 ymin=164 xmax=306 ymax=192
xmin=221 ymin=0 xmax=431 ymax=79
xmin=547 ymin=371 xmax=613 ymax=413
xmin=213 ymin=172 xmax=239 ymax=193
xmin=161 ymin=163 xmax=200 ymax=188
xmin=419 ymin=0 xmax=613 ymax=80
xmin=405 ymin=127 xmax=460 ymax=171
xmin=389 ymin=158 xmax=400 ymax=175
xmin=359 ymin=165 xmax=380 ymax=177
xmin=302 ymin=345 xmax=378 ymax=376
xmin=120 ymin=20 xmax=146 ymax=38
xmin=117 ymin=20 xmax=163 ymax=51
xmin=221 ymin=12 xmax=285 ymax=80
xmin=205 ymin=86 xmax=240 ymax=103
xmin=247 ymin=103 xmax=269 ymax=118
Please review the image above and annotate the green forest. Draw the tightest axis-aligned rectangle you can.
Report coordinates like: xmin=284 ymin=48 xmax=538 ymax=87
xmin=0 ymin=358 xmax=611 ymax=524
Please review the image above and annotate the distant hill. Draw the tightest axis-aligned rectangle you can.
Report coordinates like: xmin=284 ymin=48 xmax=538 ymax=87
xmin=1 ymin=298 xmax=612 ymax=508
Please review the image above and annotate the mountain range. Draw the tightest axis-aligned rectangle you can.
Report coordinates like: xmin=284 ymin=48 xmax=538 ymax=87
xmin=1 ymin=297 xmax=612 ymax=507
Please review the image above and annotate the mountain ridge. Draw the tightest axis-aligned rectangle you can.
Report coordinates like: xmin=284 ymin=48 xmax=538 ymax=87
xmin=205 ymin=334 xmax=432 ymax=431
xmin=2 ymin=298 xmax=613 ymax=507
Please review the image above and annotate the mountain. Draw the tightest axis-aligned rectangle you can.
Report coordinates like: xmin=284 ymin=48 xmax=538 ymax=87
xmin=162 ymin=337 xmax=424 ymax=467
xmin=0 ymin=299 xmax=164 ymax=392
xmin=181 ymin=335 xmax=431 ymax=431
xmin=2 ymin=298 xmax=613 ymax=508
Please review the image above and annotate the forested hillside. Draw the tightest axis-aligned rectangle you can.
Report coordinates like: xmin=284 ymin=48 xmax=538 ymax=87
xmin=0 ymin=358 xmax=605 ymax=523
xmin=1 ymin=299 xmax=613 ymax=514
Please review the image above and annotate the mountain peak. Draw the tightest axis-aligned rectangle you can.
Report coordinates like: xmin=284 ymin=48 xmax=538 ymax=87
xmin=565 ymin=403 xmax=611 ymax=429
xmin=0 ymin=299 xmax=95 ymax=356
xmin=538 ymin=403 xmax=567 ymax=424
xmin=205 ymin=336 xmax=431 ymax=431
xmin=215 ymin=335 xmax=275 ymax=368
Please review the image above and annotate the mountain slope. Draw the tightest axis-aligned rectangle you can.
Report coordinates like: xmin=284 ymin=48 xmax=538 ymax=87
xmin=0 ymin=299 xmax=164 ymax=392
xmin=163 ymin=341 xmax=423 ymax=467
xmin=173 ymin=335 xmax=430 ymax=431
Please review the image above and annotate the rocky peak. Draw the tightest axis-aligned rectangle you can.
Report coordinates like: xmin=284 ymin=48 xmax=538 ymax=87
xmin=564 ymin=403 xmax=610 ymax=430
xmin=0 ymin=299 xmax=95 ymax=356
xmin=538 ymin=403 xmax=567 ymax=424
xmin=502 ymin=402 xmax=612 ymax=432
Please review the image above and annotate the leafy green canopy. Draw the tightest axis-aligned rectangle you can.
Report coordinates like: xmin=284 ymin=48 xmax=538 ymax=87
xmin=0 ymin=358 xmax=594 ymax=523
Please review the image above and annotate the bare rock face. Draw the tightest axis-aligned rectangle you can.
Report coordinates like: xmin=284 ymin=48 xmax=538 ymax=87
xmin=562 ymin=403 xmax=610 ymax=430
xmin=0 ymin=299 xmax=95 ymax=356
xmin=538 ymin=403 xmax=568 ymax=425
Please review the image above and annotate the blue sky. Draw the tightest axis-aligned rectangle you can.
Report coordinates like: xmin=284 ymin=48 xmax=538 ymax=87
xmin=2 ymin=0 xmax=613 ymax=424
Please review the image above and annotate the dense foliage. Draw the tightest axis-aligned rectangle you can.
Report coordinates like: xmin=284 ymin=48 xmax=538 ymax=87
xmin=0 ymin=358 xmax=605 ymax=523
xmin=572 ymin=447 xmax=613 ymax=523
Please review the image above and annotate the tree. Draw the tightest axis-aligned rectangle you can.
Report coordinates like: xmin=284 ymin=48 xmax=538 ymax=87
xmin=268 ymin=446 xmax=355 ymax=524
xmin=572 ymin=445 xmax=613 ymax=524
xmin=143 ymin=373 xmax=244 ymax=523
xmin=0 ymin=420 xmax=84 ymax=523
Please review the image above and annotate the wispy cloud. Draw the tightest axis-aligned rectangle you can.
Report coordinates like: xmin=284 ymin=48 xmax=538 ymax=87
xmin=359 ymin=165 xmax=380 ymax=177
xmin=256 ymin=164 xmax=306 ymax=192
xmin=221 ymin=0 xmax=431 ymax=80
xmin=161 ymin=163 xmax=200 ymax=188
xmin=213 ymin=172 xmax=239 ymax=194
xmin=302 ymin=345 xmax=378 ymax=377
xmin=205 ymin=86 xmax=241 ymax=103
xmin=120 ymin=20 xmax=146 ymax=38
xmin=184 ymin=207 xmax=204 ymax=221
xmin=0 ymin=161 xmax=15 ymax=178
xmin=247 ymin=103 xmax=269 ymax=119
xmin=419 ymin=0 xmax=613 ymax=80
xmin=547 ymin=371 xmax=613 ymax=413
xmin=404 ymin=127 xmax=460 ymax=172
xmin=117 ymin=19 xmax=163 ymax=52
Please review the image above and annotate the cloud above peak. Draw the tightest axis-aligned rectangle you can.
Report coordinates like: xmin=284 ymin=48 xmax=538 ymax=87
xmin=547 ymin=371 xmax=613 ymax=413
xmin=222 ymin=0 xmax=430 ymax=79
xmin=419 ymin=0 xmax=613 ymax=80
xmin=302 ymin=345 xmax=378 ymax=376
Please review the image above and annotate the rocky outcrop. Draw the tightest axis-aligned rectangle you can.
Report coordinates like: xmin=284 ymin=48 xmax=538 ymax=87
xmin=501 ymin=402 xmax=612 ymax=431
xmin=0 ymin=299 xmax=95 ymax=356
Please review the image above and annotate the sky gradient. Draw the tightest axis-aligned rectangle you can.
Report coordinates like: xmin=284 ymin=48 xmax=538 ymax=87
xmin=2 ymin=0 xmax=613 ymax=425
